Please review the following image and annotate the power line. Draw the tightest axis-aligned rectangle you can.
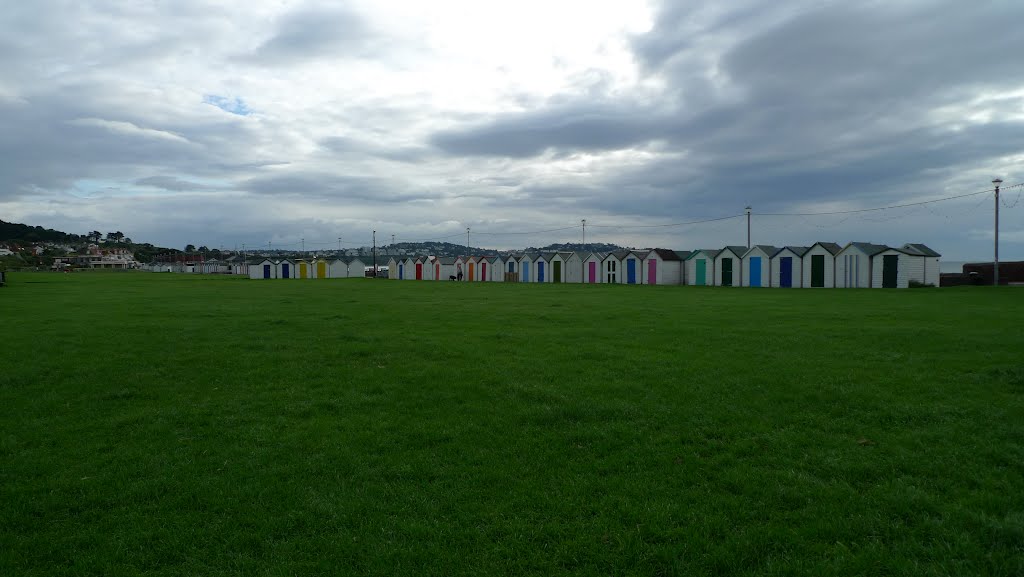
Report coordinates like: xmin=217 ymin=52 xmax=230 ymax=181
xmin=760 ymin=183 xmax=1023 ymax=217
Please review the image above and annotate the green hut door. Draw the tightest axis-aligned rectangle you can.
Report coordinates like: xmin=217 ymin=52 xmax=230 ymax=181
xmin=882 ymin=255 xmax=898 ymax=288
xmin=696 ymin=259 xmax=706 ymax=286
xmin=553 ymin=260 xmax=561 ymax=283
xmin=722 ymin=258 xmax=733 ymax=286
xmin=811 ymin=255 xmax=825 ymax=287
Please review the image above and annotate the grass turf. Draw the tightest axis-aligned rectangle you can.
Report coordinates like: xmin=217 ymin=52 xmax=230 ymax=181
xmin=1 ymin=272 xmax=1022 ymax=576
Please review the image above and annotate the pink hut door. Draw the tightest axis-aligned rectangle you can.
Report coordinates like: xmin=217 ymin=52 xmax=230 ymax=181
xmin=588 ymin=261 xmax=596 ymax=283
xmin=648 ymin=259 xmax=657 ymax=285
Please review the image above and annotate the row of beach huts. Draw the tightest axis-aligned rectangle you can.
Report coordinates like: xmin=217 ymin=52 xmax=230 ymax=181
xmin=211 ymin=241 xmax=941 ymax=288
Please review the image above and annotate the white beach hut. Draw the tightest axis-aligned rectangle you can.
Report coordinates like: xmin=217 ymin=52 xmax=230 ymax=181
xmin=770 ymin=247 xmax=807 ymax=288
xmin=713 ymin=246 xmax=747 ymax=287
xmin=740 ymin=245 xmax=778 ymax=288
xmin=802 ymin=242 xmax=842 ymax=288
xmin=835 ymin=242 xmax=888 ymax=288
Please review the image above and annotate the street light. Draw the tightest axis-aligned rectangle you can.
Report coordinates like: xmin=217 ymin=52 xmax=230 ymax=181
xmin=745 ymin=206 xmax=752 ymax=248
xmin=993 ymin=178 xmax=1002 ymax=286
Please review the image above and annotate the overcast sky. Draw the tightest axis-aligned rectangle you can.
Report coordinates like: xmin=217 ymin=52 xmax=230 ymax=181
xmin=1 ymin=0 xmax=1022 ymax=259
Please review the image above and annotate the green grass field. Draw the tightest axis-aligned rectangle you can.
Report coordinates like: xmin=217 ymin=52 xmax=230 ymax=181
xmin=2 ymin=272 xmax=1022 ymax=576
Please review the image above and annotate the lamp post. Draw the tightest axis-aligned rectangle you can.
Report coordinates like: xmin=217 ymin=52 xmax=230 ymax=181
xmin=372 ymin=230 xmax=377 ymax=277
xmin=745 ymin=206 xmax=752 ymax=248
xmin=993 ymin=178 xmax=1002 ymax=286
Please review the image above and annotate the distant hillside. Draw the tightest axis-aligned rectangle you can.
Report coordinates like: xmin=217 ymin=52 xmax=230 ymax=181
xmin=0 ymin=220 xmax=85 ymax=244
xmin=386 ymin=241 xmax=628 ymax=256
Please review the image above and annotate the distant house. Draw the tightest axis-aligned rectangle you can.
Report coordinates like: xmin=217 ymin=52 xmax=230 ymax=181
xmin=347 ymin=257 xmax=368 ymax=277
xmin=741 ymin=245 xmax=778 ymax=288
xmin=581 ymin=252 xmax=604 ymax=284
xmin=714 ymin=246 xmax=747 ymax=286
xmin=685 ymin=249 xmax=719 ymax=286
xmin=488 ymin=256 xmax=505 ymax=282
xmin=518 ymin=254 xmax=533 ymax=282
xmin=277 ymin=259 xmax=295 ymax=279
xmin=835 ymin=242 xmax=888 ymax=288
xmin=643 ymin=249 xmax=683 ymax=285
xmin=902 ymin=243 xmax=941 ymax=286
xmin=563 ymin=252 xmax=584 ymax=283
xmin=330 ymin=258 xmax=349 ymax=278
xmin=770 ymin=247 xmax=808 ymax=288
xmin=251 ymin=259 xmax=276 ymax=279
xmin=602 ymin=250 xmax=629 ymax=284
xmin=802 ymin=242 xmax=842 ymax=288
xmin=871 ymin=246 xmax=927 ymax=288
xmin=436 ymin=256 xmax=456 ymax=280
xmin=534 ymin=253 xmax=553 ymax=283
xmin=502 ymin=254 xmax=520 ymax=282
xmin=548 ymin=252 xmax=570 ymax=283
xmin=620 ymin=250 xmax=645 ymax=285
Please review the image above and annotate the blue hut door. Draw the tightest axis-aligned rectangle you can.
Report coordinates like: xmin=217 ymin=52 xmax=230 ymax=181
xmin=263 ymin=264 xmax=271 ymax=279
xmin=282 ymin=263 xmax=290 ymax=278
xmin=398 ymin=263 xmax=403 ymax=279
xmin=538 ymin=262 xmax=545 ymax=282
xmin=749 ymin=257 xmax=761 ymax=287
xmin=780 ymin=257 xmax=792 ymax=287
xmin=523 ymin=263 xmax=529 ymax=282
xmin=627 ymin=259 xmax=636 ymax=284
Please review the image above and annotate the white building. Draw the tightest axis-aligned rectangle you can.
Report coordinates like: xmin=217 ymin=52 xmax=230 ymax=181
xmin=802 ymin=242 xmax=842 ymax=288
xmin=835 ymin=242 xmax=888 ymax=288
xmin=685 ymin=250 xmax=719 ymax=286
xmin=713 ymin=246 xmax=747 ymax=287
xmin=770 ymin=247 xmax=807 ymax=288
xmin=643 ymin=249 xmax=684 ymax=285
xmin=740 ymin=245 xmax=778 ymax=288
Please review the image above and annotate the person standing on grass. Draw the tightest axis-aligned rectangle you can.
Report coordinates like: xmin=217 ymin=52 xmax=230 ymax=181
xmin=457 ymin=264 xmax=463 ymax=281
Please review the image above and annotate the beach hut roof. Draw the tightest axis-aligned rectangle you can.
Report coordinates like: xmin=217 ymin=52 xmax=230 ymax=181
xmin=846 ymin=242 xmax=889 ymax=256
xmin=903 ymin=243 xmax=941 ymax=257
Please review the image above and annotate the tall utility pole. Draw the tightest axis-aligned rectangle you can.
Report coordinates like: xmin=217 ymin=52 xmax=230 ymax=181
xmin=372 ymin=230 xmax=377 ymax=276
xmin=466 ymin=227 xmax=470 ymax=255
xmin=242 ymin=243 xmax=246 ymax=268
xmin=338 ymin=237 xmax=341 ymax=253
xmin=391 ymin=234 xmax=395 ymax=248
xmin=582 ymin=219 xmax=586 ymax=247
xmin=745 ymin=206 xmax=752 ymax=248
xmin=301 ymin=237 xmax=305 ymax=256
xmin=993 ymin=178 xmax=1002 ymax=286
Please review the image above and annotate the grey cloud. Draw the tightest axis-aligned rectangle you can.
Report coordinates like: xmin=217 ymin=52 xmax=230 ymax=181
xmin=430 ymin=103 xmax=664 ymax=158
xmin=239 ymin=172 xmax=430 ymax=203
xmin=246 ymin=8 xmax=375 ymax=64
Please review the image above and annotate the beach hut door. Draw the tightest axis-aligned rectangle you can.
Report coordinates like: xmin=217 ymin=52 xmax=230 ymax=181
xmin=696 ymin=259 xmax=706 ymax=286
xmin=779 ymin=257 xmax=792 ymax=287
xmin=553 ymin=261 xmax=561 ymax=283
xmin=648 ymin=259 xmax=657 ymax=285
xmin=627 ymin=259 xmax=636 ymax=284
xmin=416 ymin=263 xmax=423 ymax=280
xmin=811 ymin=255 xmax=824 ymax=287
xmin=588 ymin=261 xmax=596 ymax=283
xmin=722 ymin=258 xmax=733 ymax=286
xmin=882 ymin=255 xmax=898 ymax=288
xmin=749 ymin=257 xmax=761 ymax=287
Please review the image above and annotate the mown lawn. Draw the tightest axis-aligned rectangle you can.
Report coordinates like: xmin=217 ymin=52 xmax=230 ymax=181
xmin=1 ymin=272 xmax=1022 ymax=576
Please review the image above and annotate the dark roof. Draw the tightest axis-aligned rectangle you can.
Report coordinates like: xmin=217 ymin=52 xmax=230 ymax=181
xmin=648 ymin=248 xmax=682 ymax=261
xmin=904 ymin=243 xmax=941 ymax=257
xmin=612 ymin=249 xmax=632 ymax=260
xmin=538 ymin=252 xmax=556 ymax=261
xmin=673 ymin=250 xmax=693 ymax=260
xmin=847 ymin=242 xmax=889 ymax=256
xmin=720 ymin=246 xmax=748 ymax=258
xmin=807 ymin=242 xmax=842 ymax=255
xmin=437 ymin=257 xmax=456 ymax=264
xmin=744 ymin=245 xmax=779 ymax=258
xmin=776 ymin=246 xmax=809 ymax=257
xmin=630 ymin=249 xmax=651 ymax=259
xmin=686 ymin=249 xmax=721 ymax=260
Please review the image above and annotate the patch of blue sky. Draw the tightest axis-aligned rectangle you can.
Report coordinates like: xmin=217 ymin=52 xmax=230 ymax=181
xmin=203 ymin=94 xmax=252 ymax=116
